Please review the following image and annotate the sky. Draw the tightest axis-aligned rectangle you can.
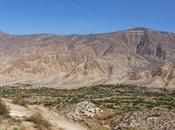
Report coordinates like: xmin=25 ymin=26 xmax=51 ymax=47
xmin=0 ymin=0 xmax=175 ymax=35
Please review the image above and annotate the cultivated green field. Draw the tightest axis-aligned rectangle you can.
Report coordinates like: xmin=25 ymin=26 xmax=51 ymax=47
xmin=0 ymin=84 xmax=175 ymax=113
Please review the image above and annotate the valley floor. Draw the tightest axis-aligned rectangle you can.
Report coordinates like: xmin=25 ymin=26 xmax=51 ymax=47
xmin=0 ymin=84 xmax=175 ymax=130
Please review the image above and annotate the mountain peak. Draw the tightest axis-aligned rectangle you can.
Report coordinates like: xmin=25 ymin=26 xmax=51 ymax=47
xmin=132 ymin=27 xmax=150 ymax=30
xmin=128 ymin=27 xmax=153 ymax=31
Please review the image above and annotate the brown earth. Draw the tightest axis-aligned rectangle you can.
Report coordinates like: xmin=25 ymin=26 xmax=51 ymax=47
xmin=0 ymin=27 xmax=175 ymax=89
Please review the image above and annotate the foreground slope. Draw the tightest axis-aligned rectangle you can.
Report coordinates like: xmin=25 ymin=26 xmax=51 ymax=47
xmin=1 ymin=84 xmax=175 ymax=130
xmin=0 ymin=99 xmax=87 ymax=130
xmin=0 ymin=27 xmax=175 ymax=89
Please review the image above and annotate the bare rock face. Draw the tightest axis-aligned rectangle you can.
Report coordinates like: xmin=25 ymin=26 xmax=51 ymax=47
xmin=0 ymin=28 xmax=175 ymax=89
xmin=136 ymin=32 xmax=166 ymax=59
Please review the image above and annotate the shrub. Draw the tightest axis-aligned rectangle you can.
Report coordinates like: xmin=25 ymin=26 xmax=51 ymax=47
xmin=12 ymin=98 xmax=28 ymax=107
xmin=0 ymin=99 xmax=9 ymax=116
xmin=58 ymin=128 xmax=66 ymax=130
xmin=27 ymin=112 xmax=51 ymax=130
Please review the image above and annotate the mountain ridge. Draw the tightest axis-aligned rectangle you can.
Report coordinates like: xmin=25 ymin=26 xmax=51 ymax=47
xmin=0 ymin=27 xmax=175 ymax=89
xmin=1 ymin=27 xmax=175 ymax=37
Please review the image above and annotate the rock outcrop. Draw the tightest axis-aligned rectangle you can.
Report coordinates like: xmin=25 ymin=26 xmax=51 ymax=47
xmin=73 ymin=101 xmax=102 ymax=118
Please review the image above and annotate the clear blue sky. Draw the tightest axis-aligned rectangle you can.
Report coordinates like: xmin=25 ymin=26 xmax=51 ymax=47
xmin=0 ymin=0 xmax=175 ymax=34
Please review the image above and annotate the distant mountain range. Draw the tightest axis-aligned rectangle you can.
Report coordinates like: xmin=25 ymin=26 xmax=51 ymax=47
xmin=0 ymin=27 xmax=175 ymax=89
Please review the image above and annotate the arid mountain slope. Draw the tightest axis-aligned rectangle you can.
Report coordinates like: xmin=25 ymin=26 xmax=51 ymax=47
xmin=0 ymin=28 xmax=175 ymax=89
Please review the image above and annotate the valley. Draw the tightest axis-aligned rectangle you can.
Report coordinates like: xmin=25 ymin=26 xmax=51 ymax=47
xmin=1 ymin=0 xmax=175 ymax=129
xmin=0 ymin=27 xmax=175 ymax=130
xmin=1 ymin=84 xmax=175 ymax=130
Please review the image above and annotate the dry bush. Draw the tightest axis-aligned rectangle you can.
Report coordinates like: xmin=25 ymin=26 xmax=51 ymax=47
xmin=12 ymin=98 xmax=28 ymax=107
xmin=0 ymin=98 xmax=9 ymax=116
xmin=20 ymin=126 xmax=36 ymax=130
xmin=27 ymin=112 xmax=51 ymax=130
xmin=90 ymin=127 xmax=110 ymax=130
xmin=0 ymin=116 xmax=3 ymax=123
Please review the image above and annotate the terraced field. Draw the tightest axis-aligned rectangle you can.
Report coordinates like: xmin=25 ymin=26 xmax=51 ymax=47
xmin=0 ymin=84 xmax=175 ymax=113
xmin=1 ymin=84 xmax=175 ymax=130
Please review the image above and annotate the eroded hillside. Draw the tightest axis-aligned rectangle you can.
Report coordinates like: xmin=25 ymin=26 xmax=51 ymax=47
xmin=0 ymin=28 xmax=175 ymax=89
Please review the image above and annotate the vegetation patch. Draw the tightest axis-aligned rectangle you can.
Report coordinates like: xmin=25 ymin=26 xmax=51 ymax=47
xmin=1 ymin=84 xmax=175 ymax=114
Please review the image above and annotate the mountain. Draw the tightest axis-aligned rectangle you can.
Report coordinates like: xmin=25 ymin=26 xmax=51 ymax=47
xmin=0 ymin=27 xmax=175 ymax=89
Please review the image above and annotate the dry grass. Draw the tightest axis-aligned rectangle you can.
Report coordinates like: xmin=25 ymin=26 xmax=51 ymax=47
xmin=0 ymin=98 xmax=9 ymax=116
xmin=27 ymin=112 xmax=51 ymax=130
xmin=0 ymin=115 xmax=3 ymax=123
xmin=12 ymin=98 xmax=28 ymax=107
xmin=57 ymin=128 xmax=66 ymax=130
